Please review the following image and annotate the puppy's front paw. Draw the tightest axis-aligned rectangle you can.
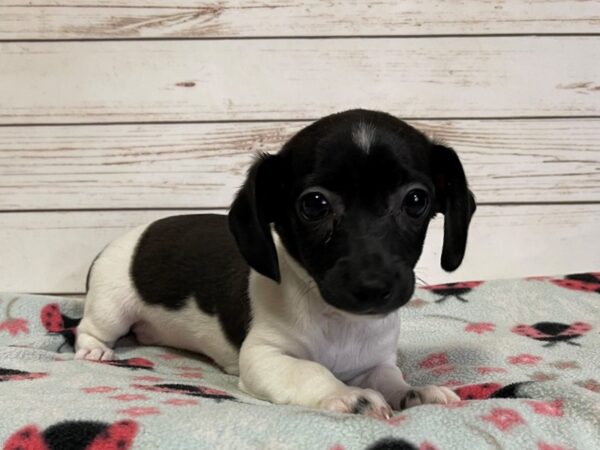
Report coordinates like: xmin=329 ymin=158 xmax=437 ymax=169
xmin=319 ymin=388 xmax=392 ymax=419
xmin=397 ymin=385 xmax=460 ymax=409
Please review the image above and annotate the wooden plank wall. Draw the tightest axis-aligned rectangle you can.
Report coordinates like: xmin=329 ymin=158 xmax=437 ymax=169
xmin=1 ymin=1 xmax=599 ymax=294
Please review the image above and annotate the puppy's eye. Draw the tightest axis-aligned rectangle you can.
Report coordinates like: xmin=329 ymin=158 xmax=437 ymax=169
xmin=299 ymin=192 xmax=331 ymax=221
xmin=402 ymin=189 xmax=429 ymax=218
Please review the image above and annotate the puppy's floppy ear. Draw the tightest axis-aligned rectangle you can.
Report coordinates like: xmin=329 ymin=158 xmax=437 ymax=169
xmin=228 ymin=153 xmax=282 ymax=282
xmin=430 ymin=143 xmax=476 ymax=272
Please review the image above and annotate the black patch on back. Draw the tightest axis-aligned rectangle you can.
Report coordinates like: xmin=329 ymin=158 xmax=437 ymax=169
xmin=130 ymin=214 xmax=250 ymax=348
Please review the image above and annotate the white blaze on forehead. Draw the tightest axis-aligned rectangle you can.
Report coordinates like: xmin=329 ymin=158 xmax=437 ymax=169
xmin=352 ymin=122 xmax=376 ymax=154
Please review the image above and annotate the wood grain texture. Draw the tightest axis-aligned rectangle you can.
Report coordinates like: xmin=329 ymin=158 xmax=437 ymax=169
xmin=1 ymin=2 xmax=598 ymax=293
xmin=1 ymin=204 xmax=597 ymax=293
xmin=1 ymin=119 xmax=599 ymax=210
xmin=1 ymin=1 xmax=599 ymax=39
xmin=2 ymin=37 xmax=600 ymax=124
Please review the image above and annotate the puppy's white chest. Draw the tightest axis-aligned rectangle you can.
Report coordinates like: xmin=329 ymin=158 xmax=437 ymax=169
xmin=305 ymin=312 xmax=400 ymax=381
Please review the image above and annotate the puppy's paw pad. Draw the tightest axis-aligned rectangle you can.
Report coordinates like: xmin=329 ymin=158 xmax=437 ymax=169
xmin=399 ymin=385 xmax=460 ymax=409
xmin=320 ymin=388 xmax=392 ymax=419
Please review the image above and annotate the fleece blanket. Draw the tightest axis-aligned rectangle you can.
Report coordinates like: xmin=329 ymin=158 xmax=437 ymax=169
xmin=0 ymin=273 xmax=599 ymax=450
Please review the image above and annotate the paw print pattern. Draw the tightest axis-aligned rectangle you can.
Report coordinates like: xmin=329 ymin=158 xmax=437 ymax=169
xmin=0 ymin=297 xmax=30 ymax=337
xmin=481 ymin=408 xmax=526 ymax=431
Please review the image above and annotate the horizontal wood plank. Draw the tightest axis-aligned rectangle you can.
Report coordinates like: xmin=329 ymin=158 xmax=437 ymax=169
xmin=1 ymin=1 xmax=599 ymax=39
xmin=1 ymin=37 xmax=599 ymax=124
xmin=1 ymin=205 xmax=598 ymax=293
xmin=1 ymin=119 xmax=599 ymax=210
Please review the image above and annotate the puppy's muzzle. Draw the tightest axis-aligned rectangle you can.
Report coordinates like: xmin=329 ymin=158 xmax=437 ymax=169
xmin=321 ymin=254 xmax=415 ymax=315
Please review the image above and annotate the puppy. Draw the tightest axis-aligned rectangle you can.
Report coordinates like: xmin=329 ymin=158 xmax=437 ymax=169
xmin=75 ymin=109 xmax=475 ymax=418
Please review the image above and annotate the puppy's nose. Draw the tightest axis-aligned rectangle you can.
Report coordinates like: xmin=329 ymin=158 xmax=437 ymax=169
xmin=353 ymin=278 xmax=392 ymax=304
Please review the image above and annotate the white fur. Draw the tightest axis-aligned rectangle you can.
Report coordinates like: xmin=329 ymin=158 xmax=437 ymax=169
xmin=76 ymin=224 xmax=239 ymax=373
xmin=352 ymin=121 xmax=376 ymax=154
xmin=245 ymin=232 xmax=401 ymax=382
xmin=76 ymin=222 xmax=458 ymax=416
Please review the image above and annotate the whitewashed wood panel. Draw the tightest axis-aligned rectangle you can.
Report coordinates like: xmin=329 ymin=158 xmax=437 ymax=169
xmin=1 ymin=1 xmax=599 ymax=39
xmin=1 ymin=119 xmax=599 ymax=210
xmin=418 ymin=204 xmax=600 ymax=286
xmin=1 ymin=205 xmax=598 ymax=293
xmin=2 ymin=37 xmax=599 ymax=124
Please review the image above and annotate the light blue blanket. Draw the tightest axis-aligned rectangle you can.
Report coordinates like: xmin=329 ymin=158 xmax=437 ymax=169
xmin=1 ymin=273 xmax=599 ymax=449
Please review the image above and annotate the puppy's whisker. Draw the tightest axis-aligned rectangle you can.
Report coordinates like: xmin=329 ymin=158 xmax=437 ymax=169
xmin=300 ymin=282 xmax=319 ymax=299
xmin=415 ymin=275 xmax=431 ymax=287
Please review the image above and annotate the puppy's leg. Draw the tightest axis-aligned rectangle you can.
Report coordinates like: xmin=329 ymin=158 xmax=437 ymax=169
xmin=75 ymin=286 xmax=134 ymax=361
xmin=75 ymin=226 xmax=146 ymax=361
xmin=75 ymin=257 xmax=138 ymax=361
xmin=239 ymin=344 xmax=392 ymax=419
xmin=349 ymin=361 xmax=460 ymax=410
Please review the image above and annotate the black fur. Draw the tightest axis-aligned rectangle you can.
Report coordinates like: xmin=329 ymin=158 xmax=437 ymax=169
xmin=399 ymin=389 xmax=419 ymax=409
xmin=130 ymin=214 xmax=250 ymax=348
xmin=430 ymin=143 xmax=477 ymax=271
xmin=351 ymin=396 xmax=371 ymax=414
xmin=229 ymin=109 xmax=475 ymax=316
xmin=228 ymin=154 xmax=283 ymax=282
xmin=127 ymin=109 xmax=474 ymax=346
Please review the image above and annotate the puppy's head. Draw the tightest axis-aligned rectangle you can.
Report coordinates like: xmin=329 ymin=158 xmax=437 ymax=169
xmin=229 ymin=110 xmax=476 ymax=315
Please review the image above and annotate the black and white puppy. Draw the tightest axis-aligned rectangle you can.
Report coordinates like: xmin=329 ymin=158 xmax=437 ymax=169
xmin=75 ymin=109 xmax=476 ymax=418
